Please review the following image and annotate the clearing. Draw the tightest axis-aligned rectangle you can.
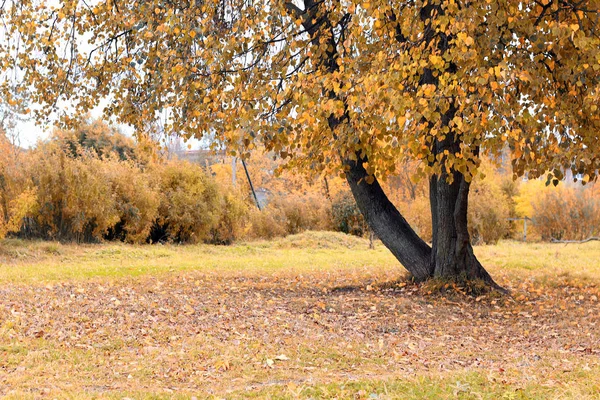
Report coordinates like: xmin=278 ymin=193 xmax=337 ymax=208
xmin=0 ymin=232 xmax=599 ymax=399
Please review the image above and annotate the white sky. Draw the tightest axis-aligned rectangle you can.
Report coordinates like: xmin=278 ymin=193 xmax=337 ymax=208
xmin=15 ymin=119 xmax=47 ymax=148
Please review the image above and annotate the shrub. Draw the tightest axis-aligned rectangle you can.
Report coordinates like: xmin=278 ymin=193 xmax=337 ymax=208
xmin=28 ymin=148 xmax=120 ymax=242
xmin=53 ymin=118 xmax=137 ymax=161
xmin=272 ymin=194 xmax=332 ymax=234
xmin=331 ymin=191 xmax=367 ymax=237
xmin=532 ymin=184 xmax=600 ymax=241
xmin=398 ymin=195 xmax=432 ymax=242
xmin=209 ymin=189 xmax=250 ymax=244
xmin=0 ymin=134 xmax=33 ymax=239
xmin=468 ymin=178 xmax=510 ymax=244
xmin=151 ymin=161 xmax=222 ymax=243
xmin=103 ymin=160 xmax=160 ymax=243
xmin=10 ymin=136 xmax=160 ymax=243
xmin=0 ymin=188 xmax=37 ymax=240
xmin=245 ymin=193 xmax=331 ymax=239
xmin=247 ymin=207 xmax=287 ymax=239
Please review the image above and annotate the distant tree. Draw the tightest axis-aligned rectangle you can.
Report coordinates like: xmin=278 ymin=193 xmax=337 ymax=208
xmin=331 ymin=191 xmax=368 ymax=237
xmin=0 ymin=133 xmax=13 ymax=227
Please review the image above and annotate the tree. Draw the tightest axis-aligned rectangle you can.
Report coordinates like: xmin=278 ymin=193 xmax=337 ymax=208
xmin=53 ymin=118 xmax=138 ymax=161
xmin=0 ymin=133 xmax=15 ymax=233
xmin=1 ymin=0 xmax=599 ymax=287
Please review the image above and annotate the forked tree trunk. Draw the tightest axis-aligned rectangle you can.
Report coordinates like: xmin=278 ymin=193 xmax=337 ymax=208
xmin=345 ymin=155 xmax=502 ymax=289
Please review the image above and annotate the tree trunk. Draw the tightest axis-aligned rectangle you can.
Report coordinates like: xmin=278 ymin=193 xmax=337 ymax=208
xmin=430 ymin=171 xmax=499 ymax=286
xmin=344 ymin=157 xmax=433 ymax=281
xmin=0 ymin=174 xmax=9 ymax=224
xmin=345 ymin=154 xmax=502 ymax=289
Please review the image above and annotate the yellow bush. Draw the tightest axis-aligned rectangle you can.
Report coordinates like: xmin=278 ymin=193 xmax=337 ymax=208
xmin=53 ymin=118 xmax=137 ymax=161
xmin=397 ymin=195 xmax=433 ymax=242
xmin=246 ymin=207 xmax=287 ymax=240
xmin=0 ymin=134 xmax=32 ymax=239
xmin=514 ymin=179 xmax=548 ymax=219
xmin=152 ymin=161 xmax=222 ymax=243
xmin=271 ymin=194 xmax=332 ymax=235
xmin=209 ymin=188 xmax=250 ymax=244
xmin=30 ymin=147 xmax=120 ymax=241
xmin=245 ymin=193 xmax=332 ymax=239
xmin=0 ymin=188 xmax=38 ymax=239
xmin=468 ymin=178 xmax=510 ymax=244
xmin=103 ymin=159 xmax=160 ymax=243
xmin=14 ymin=133 xmax=159 ymax=243
xmin=331 ymin=191 xmax=368 ymax=237
xmin=531 ymin=183 xmax=600 ymax=240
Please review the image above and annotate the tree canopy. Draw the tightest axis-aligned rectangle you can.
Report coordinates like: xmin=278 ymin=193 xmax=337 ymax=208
xmin=1 ymin=0 xmax=598 ymax=184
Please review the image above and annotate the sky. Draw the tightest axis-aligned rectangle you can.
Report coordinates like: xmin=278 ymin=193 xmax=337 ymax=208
xmin=15 ymin=119 xmax=46 ymax=148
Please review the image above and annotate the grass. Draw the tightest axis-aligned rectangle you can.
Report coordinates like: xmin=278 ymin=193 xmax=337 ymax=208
xmin=1 ymin=232 xmax=599 ymax=399
xmin=476 ymin=240 xmax=600 ymax=284
xmin=0 ymin=232 xmax=397 ymax=284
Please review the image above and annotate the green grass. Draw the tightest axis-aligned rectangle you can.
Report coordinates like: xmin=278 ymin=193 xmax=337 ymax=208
xmin=475 ymin=240 xmax=600 ymax=288
xmin=4 ymin=367 xmax=600 ymax=399
xmin=237 ymin=367 xmax=600 ymax=400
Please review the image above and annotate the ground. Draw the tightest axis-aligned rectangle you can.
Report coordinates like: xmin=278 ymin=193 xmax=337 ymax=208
xmin=0 ymin=232 xmax=599 ymax=399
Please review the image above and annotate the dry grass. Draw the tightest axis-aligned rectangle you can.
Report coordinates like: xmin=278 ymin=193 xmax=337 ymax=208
xmin=1 ymin=233 xmax=599 ymax=399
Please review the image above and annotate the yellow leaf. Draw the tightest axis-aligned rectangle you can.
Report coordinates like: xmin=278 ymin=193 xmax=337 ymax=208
xmin=183 ymin=304 xmax=195 ymax=315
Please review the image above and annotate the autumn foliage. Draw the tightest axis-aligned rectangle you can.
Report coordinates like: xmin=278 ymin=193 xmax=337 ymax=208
xmin=1 ymin=118 xmax=599 ymax=244
xmin=0 ymin=120 xmax=336 ymax=243
xmin=515 ymin=179 xmax=600 ymax=241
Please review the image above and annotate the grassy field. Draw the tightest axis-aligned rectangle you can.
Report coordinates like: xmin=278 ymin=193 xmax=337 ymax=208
xmin=1 ymin=232 xmax=599 ymax=399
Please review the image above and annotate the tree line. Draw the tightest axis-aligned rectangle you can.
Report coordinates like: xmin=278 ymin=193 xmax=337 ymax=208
xmin=2 ymin=119 xmax=598 ymax=245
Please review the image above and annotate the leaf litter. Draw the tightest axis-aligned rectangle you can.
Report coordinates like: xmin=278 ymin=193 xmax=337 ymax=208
xmin=0 ymin=267 xmax=599 ymax=397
